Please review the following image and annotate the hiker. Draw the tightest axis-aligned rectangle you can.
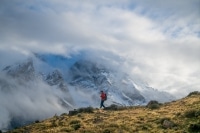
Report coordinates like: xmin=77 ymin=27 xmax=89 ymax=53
xmin=100 ymin=90 xmax=106 ymax=108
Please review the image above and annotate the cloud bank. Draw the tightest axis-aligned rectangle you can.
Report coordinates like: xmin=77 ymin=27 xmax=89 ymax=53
xmin=0 ymin=0 xmax=200 ymax=97
xmin=0 ymin=73 xmax=66 ymax=130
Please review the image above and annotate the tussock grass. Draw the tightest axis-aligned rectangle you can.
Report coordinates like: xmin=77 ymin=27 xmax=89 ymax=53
xmin=7 ymin=92 xmax=200 ymax=133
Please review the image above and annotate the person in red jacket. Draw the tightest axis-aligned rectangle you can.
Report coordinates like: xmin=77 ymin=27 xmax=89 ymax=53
xmin=100 ymin=90 xmax=106 ymax=109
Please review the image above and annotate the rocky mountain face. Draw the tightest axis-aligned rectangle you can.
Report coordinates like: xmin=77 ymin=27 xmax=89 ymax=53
xmin=68 ymin=60 xmax=146 ymax=106
xmin=0 ymin=54 xmax=175 ymax=130
xmin=45 ymin=70 xmax=74 ymax=108
xmin=0 ymin=59 xmax=74 ymax=130
xmin=3 ymin=58 xmax=35 ymax=81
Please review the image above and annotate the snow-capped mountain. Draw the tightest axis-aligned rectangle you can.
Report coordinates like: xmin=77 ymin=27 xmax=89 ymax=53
xmin=2 ymin=53 xmax=175 ymax=106
xmin=2 ymin=58 xmax=74 ymax=107
xmin=3 ymin=58 xmax=35 ymax=81
xmin=68 ymin=59 xmax=146 ymax=107
xmin=35 ymin=53 xmax=174 ymax=106
xmin=0 ymin=52 xmax=175 ymax=130
xmin=0 ymin=58 xmax=74 ymax=130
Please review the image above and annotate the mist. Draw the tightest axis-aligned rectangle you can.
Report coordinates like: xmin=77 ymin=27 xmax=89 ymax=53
xmin=0 ymin=73 xmax=67 ymax=130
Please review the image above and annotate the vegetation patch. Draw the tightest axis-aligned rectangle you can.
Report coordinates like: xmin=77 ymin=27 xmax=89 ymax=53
xmin=188 ymin=123 xmax=200 ymax=132
xmin=141 ymin=125 xmax=149 ymax=130
xmin=60 ymin=113 xmax=67 ymax=116
xmin=146 ymin=100 xmax=161 ymax=109
xmin=78 ymin=106 xmax=94 ymax=113
xmin=102 ymin=128 xmax=115 ymax=133
xmin=69 ymin=120 xmax=80 ymax=125
xmin=35 ymin=120 xmax=40 ymax=123
xmin=60 ymin=127 xmax=73 ymax=132
xmin=104 ymin=104 xmax=126 ymax=111
xmin=69 ymin=107 xmax=94 ymax=116
xmin=184 ymin=109 xmax=200 ymax=118
xmin=50 ymin=120 xmax=58 ymax=127
xmin=69 ymin=120 xmax=81 ymax=130
xmin=72 ymin=123 xmax=81 ymax=130
xmin=187 ymin=91 xmax=200 ymax=97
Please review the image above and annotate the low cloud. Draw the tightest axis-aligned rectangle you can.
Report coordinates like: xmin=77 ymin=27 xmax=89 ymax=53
xmin=0 ymin=73 xmax=66 ymax=130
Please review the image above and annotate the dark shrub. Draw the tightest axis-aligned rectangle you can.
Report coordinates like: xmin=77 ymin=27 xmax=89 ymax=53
xmin=184 ymin=109 xmax=200 ymax=118
xmin=195 ymin=110 xmax=200 ymax=117
xmin=147 ymin=100 xmax=159 ymax=104
xmin=187 ymin=91 xmax=200 ymax=97
xmin=147 ymin=100 xmax=160 ymax=109
xmin=188 ymin=123 xmax=200 ymax=132
xmin=72 ymin=123 xmax=81 ymax=130
xmin=69 ymin=110 xmax=78 ymax=116
xmin=104 ymin=104 xmax=126 ymax=111
xmin=70 ymin=120 xmax=80 ymax=125
xmin=176 ymin=112 xmax=181 ymax=116
xmin=61 ymin=113 xmax=67 ymax=116
xmin=35 ymin=120 xmax=40 ymax=123
xmin=70 ymin=120 xmax=81 ymax=130
xmin=60 ymin=127 xmax=72 ymax=132
xmin=149 ymin=104 xmax=160 ymax=109
xmin=78 ymin=106 xmax=94 ymax=113
xmin=103 ymin=129 xmax=111 ymax=133
xmin=141 ymin=125 xmax=148 ymax=130
xmin=104 ymin=104 xmax=118 ymax=110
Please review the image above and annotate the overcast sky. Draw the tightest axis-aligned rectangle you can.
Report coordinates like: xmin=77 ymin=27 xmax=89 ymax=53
xmin=0 ymin=0 xmax=200 ymax=98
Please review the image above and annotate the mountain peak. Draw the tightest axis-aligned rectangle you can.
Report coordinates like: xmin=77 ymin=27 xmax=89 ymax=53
xmin=2 ymin=58 xmax=35 ymax=81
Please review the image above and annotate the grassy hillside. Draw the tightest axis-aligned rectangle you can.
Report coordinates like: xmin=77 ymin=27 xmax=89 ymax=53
xmin=6 ymin=91 xmax=200 ymax=133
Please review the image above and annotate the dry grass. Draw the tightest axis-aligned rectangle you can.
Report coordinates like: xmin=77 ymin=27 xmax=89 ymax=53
xmin=7 ymin=93 xmax=200 ymax=133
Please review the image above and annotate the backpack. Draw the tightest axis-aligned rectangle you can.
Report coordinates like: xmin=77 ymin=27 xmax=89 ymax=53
xmin=104 ymin=93 xmax=107 ymax=101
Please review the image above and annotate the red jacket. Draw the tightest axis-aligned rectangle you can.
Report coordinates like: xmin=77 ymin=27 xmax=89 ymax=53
xmin=100 ymin=92 xmax=106 ymax=100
